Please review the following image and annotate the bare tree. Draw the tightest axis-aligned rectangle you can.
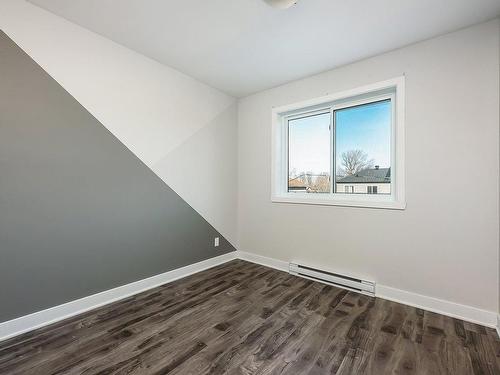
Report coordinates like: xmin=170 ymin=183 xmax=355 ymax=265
xmin=304 ymin=171 xmax=313 ymax=187
xmin=314 ymin=172 xmax=330 ymax=193
xmin=339 ymin=149 xmax=374 ymax=176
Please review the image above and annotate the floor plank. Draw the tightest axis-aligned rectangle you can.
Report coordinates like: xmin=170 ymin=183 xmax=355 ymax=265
xmin=0 ymin=260 xmax=498 ymax=375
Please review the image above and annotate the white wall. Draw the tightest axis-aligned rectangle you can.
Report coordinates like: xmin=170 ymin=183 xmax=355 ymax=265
xmin=238 ymin=20 xmax=500 ymax=313
xmin=0 ymin=0 xmax=238 ymax=245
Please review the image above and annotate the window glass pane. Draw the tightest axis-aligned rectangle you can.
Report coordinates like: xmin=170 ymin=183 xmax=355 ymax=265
xmin=335 ymin=100 xmax=391 ymax=195
xmin=288 ymin=112 xmax=331 ymax=193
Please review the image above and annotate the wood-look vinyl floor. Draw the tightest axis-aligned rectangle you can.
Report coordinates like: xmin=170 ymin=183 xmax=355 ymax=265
xmin=0 ymin=260 xmax=499 ymax=375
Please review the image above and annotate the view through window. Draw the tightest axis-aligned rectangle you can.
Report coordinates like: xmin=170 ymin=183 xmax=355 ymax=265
xmin=287 ymin=99 xmax=391 ymax=195
xmin=288 ymin=112 xmax=331 ymax=193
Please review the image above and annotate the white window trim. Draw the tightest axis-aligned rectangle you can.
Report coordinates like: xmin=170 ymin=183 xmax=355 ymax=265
xmin=271 ymin=76 xmax=406 ymax=210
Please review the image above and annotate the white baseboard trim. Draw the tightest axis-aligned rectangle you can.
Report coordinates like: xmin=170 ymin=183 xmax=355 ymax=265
xmin=376 ymin=285 xmax=497 ymax=328
xmin=497 ymin=315 xmax=500 ymax=338
xmin=0 ymin=252 xmax=237 ymax=343
xmin=236 ymin=251 xmax=288 ymax=272
xmin=236 ymin=251 xmax=498 ymax=329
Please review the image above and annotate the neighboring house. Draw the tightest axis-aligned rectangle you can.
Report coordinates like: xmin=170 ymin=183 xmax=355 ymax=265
xmin=336 ymin=166 xmax=391 ymax=194
xmin=288 ymin=174 xmax=330 ymax=193
xmin=288 ymin=168 xmax=390 ymax=194
xmin=288 ymin=176 xmax=308 ymax=192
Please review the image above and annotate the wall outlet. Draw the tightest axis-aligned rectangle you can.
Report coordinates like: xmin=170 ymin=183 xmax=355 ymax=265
xmin=214 ymin=237 xmax=220 ymax=247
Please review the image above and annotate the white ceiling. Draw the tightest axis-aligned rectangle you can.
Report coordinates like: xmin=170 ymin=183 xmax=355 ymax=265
xmin=29 ymin=0 xmax=500 ymax=97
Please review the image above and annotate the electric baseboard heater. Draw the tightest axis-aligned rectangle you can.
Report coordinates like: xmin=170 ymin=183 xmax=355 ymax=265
xmin=289 ymin=262 xmax=375 ymax=296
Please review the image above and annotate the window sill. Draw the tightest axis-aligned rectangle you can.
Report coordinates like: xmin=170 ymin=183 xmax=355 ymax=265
xmin=271 ymin=195 xmax=406 ymax=210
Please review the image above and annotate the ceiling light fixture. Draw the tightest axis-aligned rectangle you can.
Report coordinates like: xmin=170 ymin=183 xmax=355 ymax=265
xmin=263 ymin=0 xmax=299 ymax=9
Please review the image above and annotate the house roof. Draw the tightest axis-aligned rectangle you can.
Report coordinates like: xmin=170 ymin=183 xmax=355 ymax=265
xmin=337 ymin=167 xmax=390 ymax=184
xmin=288 ymin=177 xmax=307 ymax=188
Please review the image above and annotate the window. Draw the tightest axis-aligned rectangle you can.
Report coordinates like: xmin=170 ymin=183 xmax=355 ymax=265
xmin=272 ymin=77 xmax=405 ymax=209
xmin=345 ymin=185 xmax=354 ymax=194
xmin=288 ymin=112 xmax=331 ymax=193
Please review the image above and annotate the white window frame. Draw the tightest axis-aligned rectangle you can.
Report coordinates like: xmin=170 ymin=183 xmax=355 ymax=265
xmin=271 ymin=77 xmax=406 ymax=210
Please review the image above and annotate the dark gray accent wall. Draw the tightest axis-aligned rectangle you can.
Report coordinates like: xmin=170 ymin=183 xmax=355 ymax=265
xmin=0 ymin=32 xmax=235 ymax=323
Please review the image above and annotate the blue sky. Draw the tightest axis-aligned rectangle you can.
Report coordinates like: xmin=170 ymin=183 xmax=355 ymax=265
xmin=288 ymin=100 xmax=391 ymax=177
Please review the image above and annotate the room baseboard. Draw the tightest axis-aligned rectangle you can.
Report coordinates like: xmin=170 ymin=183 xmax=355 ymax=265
xmin=1 ymin=249 xmax=497 ymax=343
xmin=497 ymin=315 xmax=500 ymax=338
xmin=0 ymin=252 xmax=237 ymax=343
xmin=235 ymin=250 xmax=498 ymax=329
xmin=376 ymin=285 xmax=497 ymax=328
xmin=237 ymin=251 xmax=289 ymax=272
